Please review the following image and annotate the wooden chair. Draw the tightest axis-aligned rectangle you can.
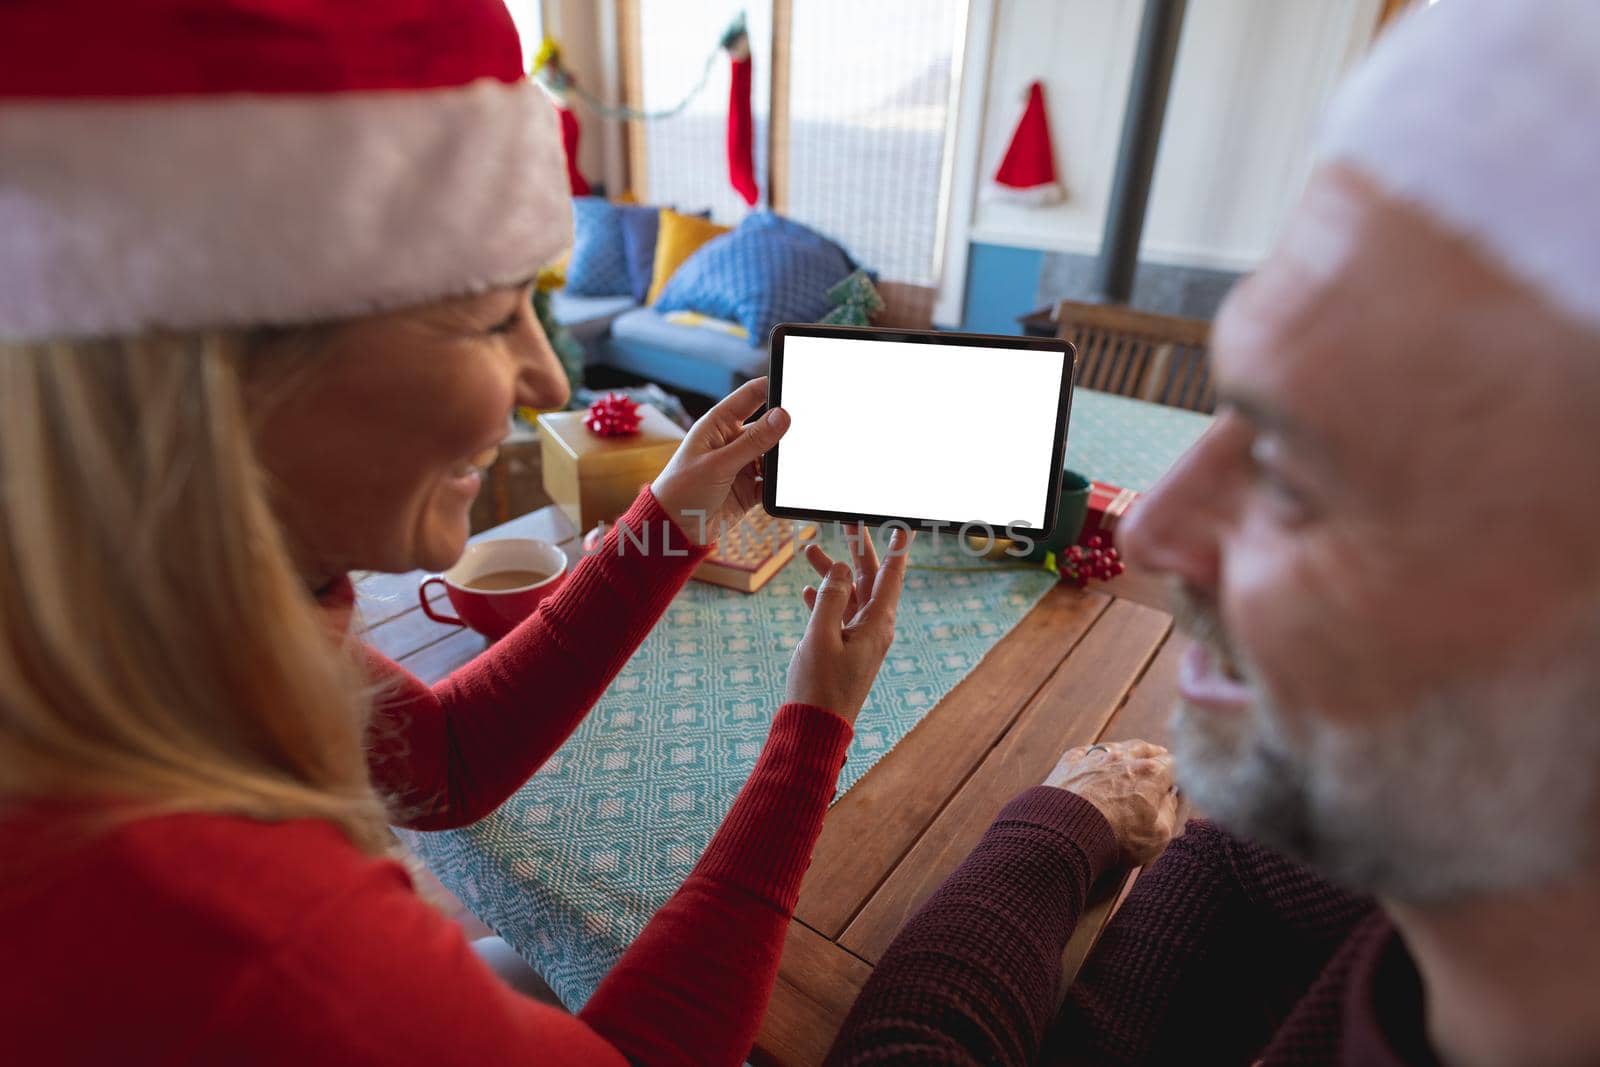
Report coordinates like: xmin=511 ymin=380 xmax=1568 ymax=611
xmin=1053 ymin=299 xmax=1216 ymax=413
xmin=876 ymin=281 xmax=937 ymax=331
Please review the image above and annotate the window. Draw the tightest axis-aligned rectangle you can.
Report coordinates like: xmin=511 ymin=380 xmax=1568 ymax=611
xmin=638 ymin=2 xmax=773 ymax=224
xmin=503 ymin=0 xmax=543 ymax=73
xmin=626 ymin=1 xmax=967 ymax=284
xmin=785 ymin=0 xmax=964 ymax=284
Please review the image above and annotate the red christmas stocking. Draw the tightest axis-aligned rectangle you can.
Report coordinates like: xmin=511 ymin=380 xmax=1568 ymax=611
xmin=558 ymin=104 xmax=591 ymax=196
xmin=727 ymin=55 xmax=757 ymax=205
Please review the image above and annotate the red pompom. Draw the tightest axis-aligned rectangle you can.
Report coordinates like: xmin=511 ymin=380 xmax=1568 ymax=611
xmin=584 ymin=392 xmax=643 ymax=437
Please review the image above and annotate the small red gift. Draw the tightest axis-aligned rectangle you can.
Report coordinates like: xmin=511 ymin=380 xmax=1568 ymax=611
xmin=1078 ymin=480 xmax=1140 ymax=547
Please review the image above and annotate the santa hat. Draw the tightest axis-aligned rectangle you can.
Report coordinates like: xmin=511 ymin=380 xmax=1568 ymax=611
xmin=0 ymin=0 xmax=572 ymax=342
xmin=1317 ymin=0 xmax=1600 ymax=333
xmin=988 ymin=81 xmax=1064 ymax=205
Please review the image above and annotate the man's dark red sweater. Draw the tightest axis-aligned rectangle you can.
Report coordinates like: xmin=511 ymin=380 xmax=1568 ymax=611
xmin=827 ymin=787 xmax=1442 ymax=1066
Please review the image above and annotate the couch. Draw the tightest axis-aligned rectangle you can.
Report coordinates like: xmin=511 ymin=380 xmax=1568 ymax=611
xmin=553 ymin=199 xmax=938 ymax=398
xmin=549 ymin=292 xmax=765 ymax=397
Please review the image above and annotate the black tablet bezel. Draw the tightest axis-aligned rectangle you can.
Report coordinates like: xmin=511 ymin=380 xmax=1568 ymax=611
xmin=761 ymin=323 xmax=1077 ymax=538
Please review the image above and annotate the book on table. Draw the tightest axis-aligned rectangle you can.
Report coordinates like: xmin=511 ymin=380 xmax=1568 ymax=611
xmin=693 ymin=510 xmax=818 ymax=593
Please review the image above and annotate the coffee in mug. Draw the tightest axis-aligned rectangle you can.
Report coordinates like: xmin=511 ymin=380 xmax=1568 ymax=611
xmin=419 ymin=538 xmax=568 ymax=640
xmin=463 ymin=568 xmax=552 ymax=592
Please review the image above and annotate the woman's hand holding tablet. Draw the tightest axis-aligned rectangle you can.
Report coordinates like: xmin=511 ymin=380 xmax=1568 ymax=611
xmin=760 ymin=324 xmax=1076 ymax=541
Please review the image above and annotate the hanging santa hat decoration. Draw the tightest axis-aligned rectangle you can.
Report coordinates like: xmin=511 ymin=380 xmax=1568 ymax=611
xmin=989 ymin=80 xmax=1065 ymax=205
xmin=723 ymin=14 xmax=759 ymax=206
xmin=0 ymin=0 xmax=572 ymax=342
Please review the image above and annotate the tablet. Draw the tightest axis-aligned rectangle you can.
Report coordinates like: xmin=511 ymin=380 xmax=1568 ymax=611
xmin=762 ymin=324 xmax=1076 ymax=538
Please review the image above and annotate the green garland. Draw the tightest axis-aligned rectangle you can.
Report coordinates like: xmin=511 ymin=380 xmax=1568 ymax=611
xmin=532 ymin=13 xmax=747 ymax=124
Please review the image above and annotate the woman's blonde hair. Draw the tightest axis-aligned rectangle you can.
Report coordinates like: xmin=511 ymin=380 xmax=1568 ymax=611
xmin=0 ymin=331 xmax=391 ymax=854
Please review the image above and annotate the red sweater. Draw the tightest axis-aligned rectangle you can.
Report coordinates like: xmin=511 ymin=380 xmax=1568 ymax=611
xmin=2 ymin=489 xmax=854 ymax=1066
xmin=826 ymin=788 xmax=1435 ymax=1066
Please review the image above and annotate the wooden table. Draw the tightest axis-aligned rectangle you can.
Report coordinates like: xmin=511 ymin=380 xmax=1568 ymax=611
xmin=357 ymin=507 xmax=1184 ymax=1067
xmin=757 ymin=576 xmax=1183 ymax=1065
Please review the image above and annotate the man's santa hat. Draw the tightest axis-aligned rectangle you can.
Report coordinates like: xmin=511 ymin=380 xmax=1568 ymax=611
xmin=1317 ymin=0 xmax=1600 ymax=333
xmin=0 ymin=0 xmax=572 ymax=342
xmin=988 ymin=81 xmax=1063 ymax=205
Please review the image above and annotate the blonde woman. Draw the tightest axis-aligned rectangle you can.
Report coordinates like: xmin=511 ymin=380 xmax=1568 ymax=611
xmin=0 ymin=2 xmax=908 ymax=1063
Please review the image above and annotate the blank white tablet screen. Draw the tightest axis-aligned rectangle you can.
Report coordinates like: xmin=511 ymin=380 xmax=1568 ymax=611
xmin=774 ymin=335 xmax=1067 ymax=530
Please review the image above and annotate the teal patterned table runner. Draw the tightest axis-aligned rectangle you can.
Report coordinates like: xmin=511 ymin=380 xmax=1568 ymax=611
xmin=1064 ymin=388 xmax=1211 ymax=490
xmin=398 ymin=389 xmax=1210 ymax=1007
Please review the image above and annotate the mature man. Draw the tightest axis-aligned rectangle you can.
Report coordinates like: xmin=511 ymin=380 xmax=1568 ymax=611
xmin=825 ymin=1 xmax=1600 ymax=1064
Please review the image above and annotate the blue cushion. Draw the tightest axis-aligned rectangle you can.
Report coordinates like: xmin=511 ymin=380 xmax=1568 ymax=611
xmin=566 ymin=197 xmax=632 ymax=297
xmin=653 ymin=212 xmax=857 ymax=346
xmin=617 ymin=205 xmax=661 ymax=304
xmin=546 ymin=290 xmax=636 ymax=352
xmin=609 ymin=308 xmax=770 ymax=379
xmin=745 ymin=211 xmax=860 ymax=270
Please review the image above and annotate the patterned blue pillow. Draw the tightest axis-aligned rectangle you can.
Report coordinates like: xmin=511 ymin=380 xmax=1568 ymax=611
xmin=617 ymin=205 xmax=663 ymax=304
xmin=743 ymin=211 xmax=860 ymax=271
xmin=566 ymin=197 xmax=632 ymax=297
xmin=653 ymin=213 xmax=856 ymax=346
xmin=617 ymin=206 xmax=713 ymax=304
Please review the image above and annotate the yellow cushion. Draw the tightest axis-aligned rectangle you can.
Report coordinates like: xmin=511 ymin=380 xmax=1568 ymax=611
xmin=536 ymin=246 xmax=570 ymax=291
xmin=662 ymin=310 xmax=750 ymax=338
xmin=647 ymin=210 xmax=729 ymax=305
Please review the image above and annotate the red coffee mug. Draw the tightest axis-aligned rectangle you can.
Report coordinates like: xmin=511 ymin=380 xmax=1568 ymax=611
xmin=419 ymin=538 xmax=568 ymax=641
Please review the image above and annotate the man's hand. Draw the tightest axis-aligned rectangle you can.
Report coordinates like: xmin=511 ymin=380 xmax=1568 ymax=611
xmin=651 ymin=377 xmax=789 ymax=545
xmin=1045 ymin=739 xmax=1180 ymax=866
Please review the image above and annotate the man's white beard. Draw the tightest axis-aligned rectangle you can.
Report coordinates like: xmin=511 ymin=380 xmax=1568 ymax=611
xmin=1169 ymin=603 xmax=1600 ymax=904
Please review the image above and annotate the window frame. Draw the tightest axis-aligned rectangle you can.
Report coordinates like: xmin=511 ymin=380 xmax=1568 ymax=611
xmin=615 ymin=0 xmax=969 ymax=287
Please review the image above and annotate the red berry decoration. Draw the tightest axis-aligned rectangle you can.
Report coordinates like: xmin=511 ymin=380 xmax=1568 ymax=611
xmin=584 ymin=392 xmax=643 ymax=437
xmin=1060 ymin=540 xmax=1122 ymax=588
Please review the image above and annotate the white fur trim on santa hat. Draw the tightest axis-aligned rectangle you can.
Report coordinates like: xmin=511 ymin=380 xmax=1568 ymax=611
xmin=0 ymin=78 xmax=572 ymax=342
xmin=1317 ymin=0 xmax=1600 ymax=333
xmin=983 ymin=181 xmax=1065 ymax=207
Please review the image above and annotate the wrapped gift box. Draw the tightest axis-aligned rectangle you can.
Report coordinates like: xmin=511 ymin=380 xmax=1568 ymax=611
xmin=537 ymin=404 xmax=684 ymax=532
xmin=1079 ymin=480 xmax=1140 ymax=546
